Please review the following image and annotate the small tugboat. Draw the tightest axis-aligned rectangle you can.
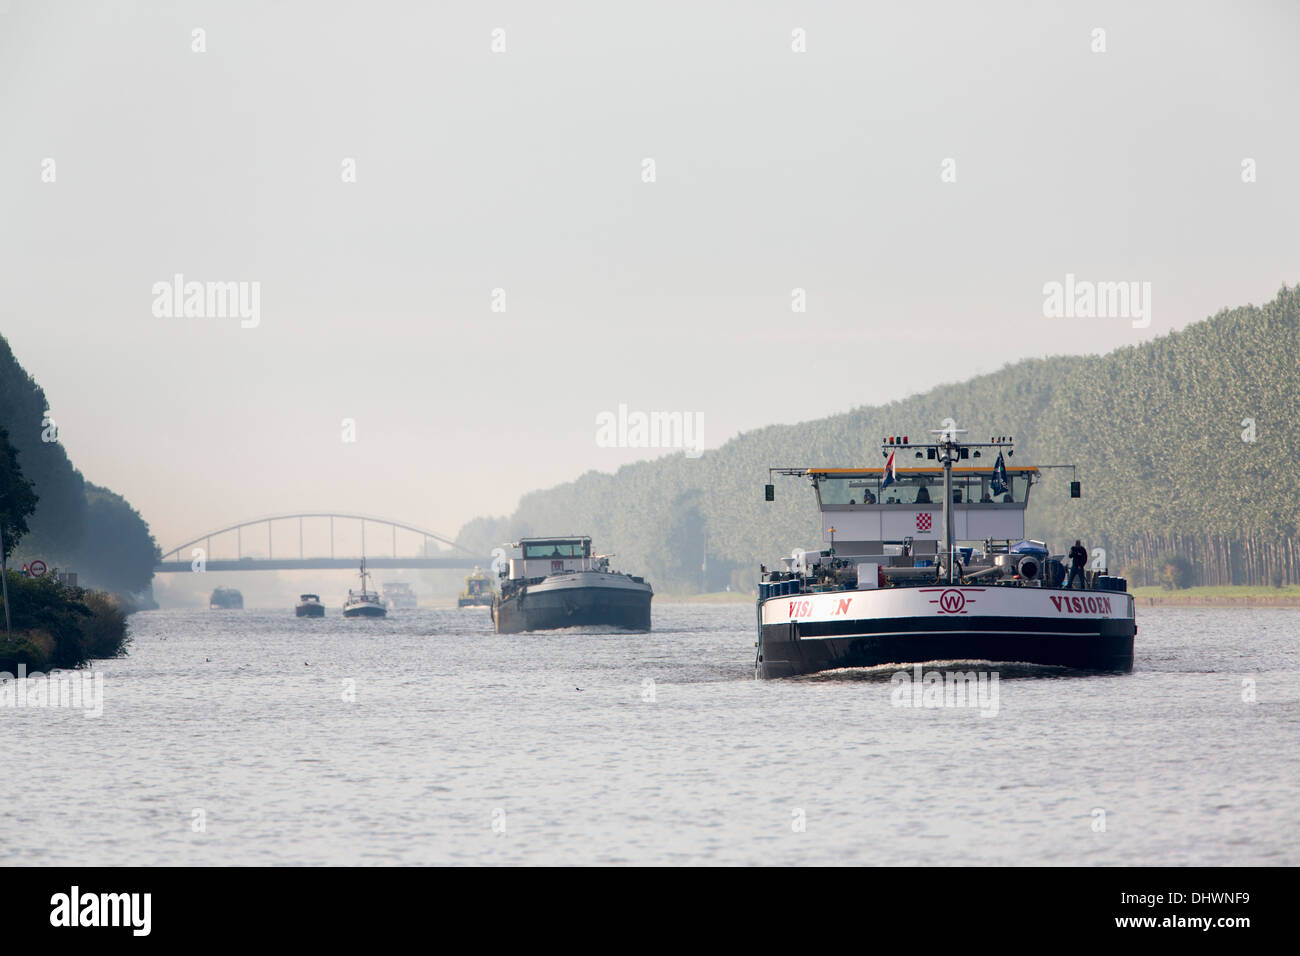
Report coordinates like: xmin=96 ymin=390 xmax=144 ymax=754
xmin=756 ymin=426 xmax=1135 ymax=678
xmin=381 ymin=581 xmax=417 ymax=610
xmin=342 ymin=559 xmax=387 ymax=619
xmin=209 ymin=587 xmax=243 ymax=610
xmin=492 ymin=536 xmax=652 ymax=633
xmin=295 ymin=593 xmax=325 ymax=617
xmin=457 ymin=567 xmax=493 ymax=607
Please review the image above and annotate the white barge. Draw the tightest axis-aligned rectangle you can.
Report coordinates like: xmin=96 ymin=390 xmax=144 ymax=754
xmin=756 ymin=427 xmax=1135 ymax=678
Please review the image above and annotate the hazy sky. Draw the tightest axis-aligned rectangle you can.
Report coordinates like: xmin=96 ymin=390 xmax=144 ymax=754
xmin=2 ymin=0 xmax=1297 ymax=558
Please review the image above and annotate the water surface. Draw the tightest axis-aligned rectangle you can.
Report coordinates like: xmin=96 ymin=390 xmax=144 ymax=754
xmin=2 ymin=604 xmax=1296 ymax=865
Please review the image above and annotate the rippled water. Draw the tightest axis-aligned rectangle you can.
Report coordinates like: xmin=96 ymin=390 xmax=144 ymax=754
xmin=2 ymin=603 xmax=1297 ymax=865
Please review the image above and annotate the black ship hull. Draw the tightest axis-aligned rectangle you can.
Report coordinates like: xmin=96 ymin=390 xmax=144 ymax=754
xmin=295 ymin=604 xmax=325 ymax=618
xmin=209 ymin=589 xmax=243 ymax=610
xmin=493 ymin=583 xmax=652 ymax=633
xmin=757 ymin=615 xmax=1135 ymax=678
xmin=342 ymin=604 xmax=386 ymax=619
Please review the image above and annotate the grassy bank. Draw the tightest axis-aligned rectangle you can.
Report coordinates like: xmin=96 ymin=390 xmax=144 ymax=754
xmin=0 ymin=570 xmax=130 ymax=671
xmin=1131 ymin=585 xmax=1300 ymax=607
xmin=657 ymin=591 xmax=754 ymax=604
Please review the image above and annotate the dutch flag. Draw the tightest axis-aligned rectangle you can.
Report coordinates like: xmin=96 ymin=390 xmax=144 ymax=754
xmin=882 ymin=449 xmax=897 ymax=490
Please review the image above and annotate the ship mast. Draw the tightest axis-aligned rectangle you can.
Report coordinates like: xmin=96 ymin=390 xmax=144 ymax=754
xmin=879 ymin=426 xmax=1016 ymax=586
xmin=931 ymin=426 xmax=964 ymax=583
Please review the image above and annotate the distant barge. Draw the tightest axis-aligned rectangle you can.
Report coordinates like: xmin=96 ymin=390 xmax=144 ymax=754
xmin=209 ymin=587 xmax=243 ymax=610
xmin=295 ymin=593 xmax=325 ymax=617
xmin=382 ymin=581 xmax=417 ymax=610
xmin=492 ymin=537 xmax=652 ymax=633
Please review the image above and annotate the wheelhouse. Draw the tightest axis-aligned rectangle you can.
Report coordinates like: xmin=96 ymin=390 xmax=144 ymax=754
xmin=520 ymin=537 xmax=591 ymax=559
xmin=507 ymin=536 xmax=594 ymax=580
xmin=806 ymin=466 xmax=1038 ymax=556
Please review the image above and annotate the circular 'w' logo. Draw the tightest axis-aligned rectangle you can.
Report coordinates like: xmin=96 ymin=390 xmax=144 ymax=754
xmin=938 ymin=589 xmax=966 ymax=613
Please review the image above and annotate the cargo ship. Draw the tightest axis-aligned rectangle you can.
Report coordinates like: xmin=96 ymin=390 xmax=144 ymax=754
xmin=381 ymin=581 xmax=417 ymax=610
xmin=295 ymin=593 xmax=325 ymax=617
xmin=492 ymin=536 xmax=652 ymax=633
xmin=457 ymin=567 xmax=493 ymax=607
xmin=209 ymin=587 xmax=243 ymax=610
xmin=756 ymin=427 xmax=1135 ymax=678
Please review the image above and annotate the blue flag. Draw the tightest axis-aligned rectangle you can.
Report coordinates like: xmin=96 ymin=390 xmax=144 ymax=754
xmin=991 ymin=452 xmax=1009 ymax=497
xmin=882 ymin=450 xmax=897 ymax=490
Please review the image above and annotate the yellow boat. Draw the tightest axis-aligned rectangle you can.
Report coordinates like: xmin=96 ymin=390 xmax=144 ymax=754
xmin=458 ymin=567 xmax=494 ymax=607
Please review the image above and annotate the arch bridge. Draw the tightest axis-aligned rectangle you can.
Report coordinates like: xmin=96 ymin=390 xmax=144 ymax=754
xmin=155 ymin=512 xmax=489 ymax=572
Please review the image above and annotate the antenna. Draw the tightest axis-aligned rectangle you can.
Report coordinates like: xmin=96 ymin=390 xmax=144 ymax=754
xmin=886 ymin=423 xmax=997 ymax=585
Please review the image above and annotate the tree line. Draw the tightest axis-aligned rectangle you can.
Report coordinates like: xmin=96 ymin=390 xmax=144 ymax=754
xmin=457 ymin=285 xmax=1300 ymax=593
xmin=0 ymin=336 xmax=159 ymax=600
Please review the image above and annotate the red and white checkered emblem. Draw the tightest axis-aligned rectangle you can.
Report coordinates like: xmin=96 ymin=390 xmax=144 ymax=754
xmin=916 ymin=513 xmax=932 ymax=532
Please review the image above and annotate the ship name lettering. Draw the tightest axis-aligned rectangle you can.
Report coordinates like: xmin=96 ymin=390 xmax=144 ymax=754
xmin=1050 ymin=595 xmax=1112 ymax=614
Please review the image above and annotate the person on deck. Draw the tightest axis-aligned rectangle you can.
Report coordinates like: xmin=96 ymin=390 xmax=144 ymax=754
xmin=1068 ymin=540 xmax=1088 ymax=589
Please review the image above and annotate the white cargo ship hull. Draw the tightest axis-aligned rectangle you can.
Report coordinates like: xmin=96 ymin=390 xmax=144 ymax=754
xmin=758 ymin=584 xmax=1136 ymax=677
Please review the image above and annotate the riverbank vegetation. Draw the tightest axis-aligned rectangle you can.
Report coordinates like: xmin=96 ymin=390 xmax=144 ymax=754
xmin=1131 ymin=585 xmax=1300 ymax=607
xmin=0 ymin=421 xmax=130 ymax=671
xmin=0 ymin=336 xmax=160 ymax=601
xmin=656 ymin=590 xmax=752 ymax=604
xmin=0 ymin=338 xmax=158 ymax=606
xmin=0 ymin=570 xmax=130 ymax=671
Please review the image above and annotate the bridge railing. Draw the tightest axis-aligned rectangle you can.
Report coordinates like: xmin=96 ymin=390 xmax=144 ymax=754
xmin=157 ymin=512 xmax=479 ymax=567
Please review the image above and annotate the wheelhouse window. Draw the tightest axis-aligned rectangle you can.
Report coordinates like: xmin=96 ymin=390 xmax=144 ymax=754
xmin=880 ymin=478 xmax=937 ymax=505
xmin=814 ymin=471 xmax=1033 ymax=505
xmin=817 ymin=474 xmax=941 ymax=505
xmin=816 ymin=477 xmax=881 ymax=505
xmin=523 ymin=540 xmax=589 ymax=559
xmin=966 ymin=472 xmax=1032 ymax=503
